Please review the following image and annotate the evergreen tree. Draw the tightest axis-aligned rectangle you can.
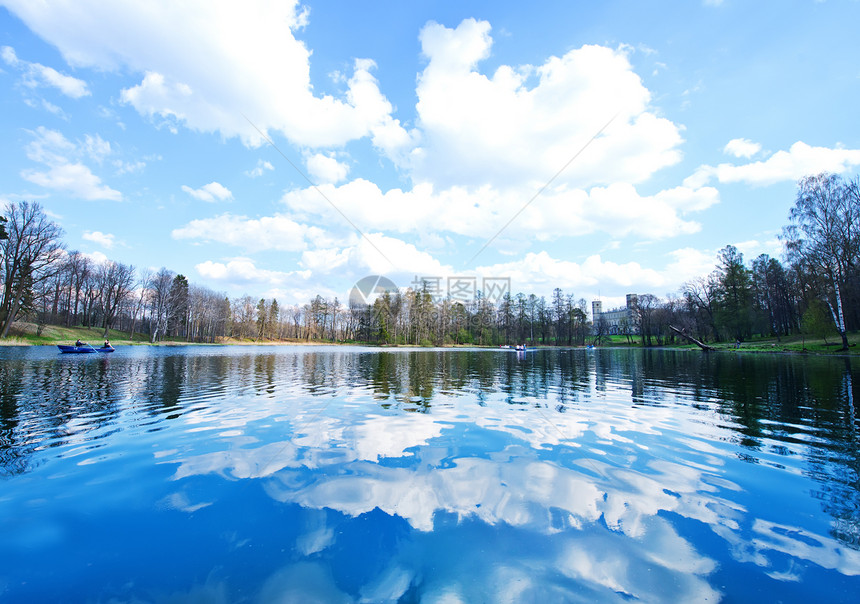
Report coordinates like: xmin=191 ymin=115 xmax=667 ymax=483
xmin=167 ymin=274 xmax=189 ymax=338
xmin=715 ymin=245 xmax=753 ymax=341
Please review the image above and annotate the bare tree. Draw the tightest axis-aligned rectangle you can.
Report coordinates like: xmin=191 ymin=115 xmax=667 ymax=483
xmin=0 ymin=202 xmax=65 ymax=337
xmin=233 ymin=295 xmax=257 ymax=339
xmin=593 ymin=314 xmax=610 ymax=345
xmin=186 ymin=285 xmax=229 ymax=342
xmin=682 ymin=274 xmax=720 ymax=341
xmin=62 ymin=251 xmax=91 ymax=326
xmin=783 ymin=173 xmax=860 ymax=350
xmin=128 ymin=268 xmax=152 ymax=340
xmin=637 ymin=294 xmax=660 ymax=346
xmin=96 ymin=260 xmax=136 ymax=338
xmin=148 ymin=268 xmax=174 ymax=343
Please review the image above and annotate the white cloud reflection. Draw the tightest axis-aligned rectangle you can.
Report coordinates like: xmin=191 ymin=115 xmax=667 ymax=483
xmin=159 ymin=351 xmax=860 ymax=601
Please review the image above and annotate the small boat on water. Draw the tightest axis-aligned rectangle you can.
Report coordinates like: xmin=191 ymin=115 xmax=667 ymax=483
xmin=57 ymin=344 xmax=115 ymax=354
xmin=514 ymin=345 xmax=537 ymax=352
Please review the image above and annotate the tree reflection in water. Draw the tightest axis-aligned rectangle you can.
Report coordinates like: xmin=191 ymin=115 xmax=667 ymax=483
xmin=0 ymin=346 xmax=858 ymax=601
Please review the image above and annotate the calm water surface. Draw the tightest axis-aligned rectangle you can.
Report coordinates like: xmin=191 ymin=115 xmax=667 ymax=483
xmin=0 ymin=345 xmax=858 ymax=602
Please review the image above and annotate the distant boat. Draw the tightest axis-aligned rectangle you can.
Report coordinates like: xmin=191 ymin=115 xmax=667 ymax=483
xmin=514 ymin=345 xmax=537 ymax=352
xmin=57 ymin=344 xmax=115 ymax=354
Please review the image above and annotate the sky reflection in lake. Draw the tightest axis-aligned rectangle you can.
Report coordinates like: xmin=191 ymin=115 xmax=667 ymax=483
xmin=0 ymin=346 xmax=858 ymax=602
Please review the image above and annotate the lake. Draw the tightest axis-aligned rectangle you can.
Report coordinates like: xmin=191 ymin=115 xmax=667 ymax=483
xmin=0 ymin=345 xmax=858 ymax=602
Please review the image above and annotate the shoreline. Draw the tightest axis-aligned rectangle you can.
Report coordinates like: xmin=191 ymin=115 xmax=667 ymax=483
xmin=4 ymin=340 xmax=859 ymax=358
xmin=3 ymin=322 xmax=857 ymax=356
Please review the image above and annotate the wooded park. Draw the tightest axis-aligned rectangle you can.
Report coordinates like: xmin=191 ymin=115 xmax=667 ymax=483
xmin=1 ymin=172 xmax=858 ymax=350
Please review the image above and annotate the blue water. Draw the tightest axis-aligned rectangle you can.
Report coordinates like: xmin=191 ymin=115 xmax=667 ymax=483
xmin=0 ymin=345 xmax=858 ymax=602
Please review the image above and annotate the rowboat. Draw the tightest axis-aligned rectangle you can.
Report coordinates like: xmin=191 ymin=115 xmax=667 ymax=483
xmin=57 ymin=345 xmax=115 ymax=354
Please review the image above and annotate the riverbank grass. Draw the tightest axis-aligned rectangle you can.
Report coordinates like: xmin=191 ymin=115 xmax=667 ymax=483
xmin=0 ymin=323 xmax=152 ymax=346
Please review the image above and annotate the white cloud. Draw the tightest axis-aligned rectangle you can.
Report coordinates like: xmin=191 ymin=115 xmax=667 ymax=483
xmin=82 ymin=250 xmax=109 ymax=265
xmin=476 ymin=251 xmax=666 ymax=297
xmin=181 ymin=181 xmax=233 ymax=202
xmin=21 ymin=127 xmax=122 ymax=201
xmin=5 ymin=9 xmax=709 ymax=250
xmin=664 ymin=238 xmax=783 ymax=288
xmin=2 ymin=1 xmax=405 ymax=148
xmin=185 ymin=230 xmax=709 ymax=305
xmin=305 ymin=153 xmax=349 ymax=184
xmin=664 ymin=247 xmax=719 ymax=284
xmin=281 ymin=178 xmax=717 ymax=242
xmin=257 ymin=19 xmax=702 ymax=250
xmin=410 ymin=20 xmax=684 ymax=189
xmin=686 ymin=141 xmax=860 ymax=187
xmin=172 ymin=213 xmax=318 ymax=252
xmin=38 ymin=98 xmax=66 ymax=117
xmin=24 ymin=126 xmax=76 ymax=164
xmin=1 ymin=45 xmax=90 ymax=98
xmin=194 ymin=257 xmax=334 ymax=303
xmin=723 ymin=138 xmax=761 ymax=159
xmin=82 ymin=230 xmax=116 ymax=249
xmin=301 ymin=232 xmax=451 ymax=278
xmin=21 ymin=163 xmax=121 ymax=201
xmin=83 ymin=134 xmax=111 ymax=163
xmin=196 ymin=257 xmax=301 ymax=286
xmin=245 ymin=159 xmax=274 ymax=178
xmin=113 ymin=159 xmax=146 ymax=175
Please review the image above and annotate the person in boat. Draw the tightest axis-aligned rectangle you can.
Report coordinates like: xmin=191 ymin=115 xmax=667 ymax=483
xmin=75 ymin=339 xmax=83 ymax=347
xmin=103 ymin=339 xmax=112 ymax=349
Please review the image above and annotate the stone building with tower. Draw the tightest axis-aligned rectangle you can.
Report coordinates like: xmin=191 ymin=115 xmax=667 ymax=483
xmin=592 ymin=294 xmax=640 ymax=335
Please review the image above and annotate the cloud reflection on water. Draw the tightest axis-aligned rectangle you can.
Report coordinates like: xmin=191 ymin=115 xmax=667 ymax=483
xmin=3 ymin=346 xmax=859 ymax=601
xmin=167 ymin=386 xmax=736 ymax=599
xmin=154 ymin=349 xmax=860 ymax=600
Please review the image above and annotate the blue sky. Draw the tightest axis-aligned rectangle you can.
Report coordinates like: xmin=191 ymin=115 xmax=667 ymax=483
xmin=2 ymin=0 xmax=859 ymax=309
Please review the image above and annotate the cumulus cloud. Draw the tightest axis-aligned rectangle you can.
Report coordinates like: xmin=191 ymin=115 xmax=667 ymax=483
xmin=686 ymin=141 xmax=860 ymax=187
xmin=302 ymin=232 xmax=451 ymax=278
xmin=305 ymin=153 xmax=349 ymax=184
xmin=82 ymin=250 xmax=110 ymax=265
xmin=196 ymin=257 xmax=305 ymax=286
xmin=82 ymin=230 xmax=116 ymax=249
xmin=5 ymin=8 xmax=711 ymax=248
xmin=723 ymin=138 xmax=761 ymax=159
xmin=1 ymin=45 xmax=90 ymax=98
xmin=281 ymin=179 xmax=717 ymax=242
xmin=171 ymin=212 xmax=320 ymax=252
xmin=2 ymin=1 xmax=408 ymax=148
xmin=664 ymin=238 xmax=782 ymax=288
xmin=181 ymin=221 xmax=711 ymax=305
xmin=193 ymin=257 xmax=341 ymax=303
xmin=476 ymin=251 xmax=666 ymax=297
xmin=181 ymin=181 xmax=233 ymax=202
xmin=410 ymin=19 xmax=683 ymax=190
xmin=264 ymin=19 xmax=705 ymax=247
xmin=176 ymin=207 xmax=683 ymax=296
xmin=21 ymin=127 xmax=122 ymax=201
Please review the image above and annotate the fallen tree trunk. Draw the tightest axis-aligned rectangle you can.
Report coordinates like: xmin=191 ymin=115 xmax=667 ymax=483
xmin=669 ymin=325 xmax=717 ymax=351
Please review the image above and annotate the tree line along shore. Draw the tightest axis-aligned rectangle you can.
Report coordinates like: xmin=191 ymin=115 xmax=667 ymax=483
xmin=1 ymin=172 xmax=858 ymax=353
